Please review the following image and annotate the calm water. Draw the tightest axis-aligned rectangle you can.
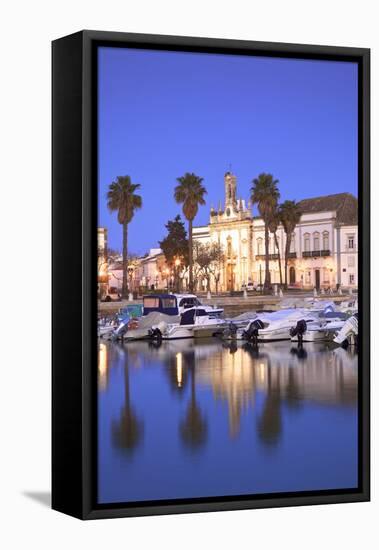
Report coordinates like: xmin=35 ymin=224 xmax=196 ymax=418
xmin=98 ymin=339 xmax=358 ymax=504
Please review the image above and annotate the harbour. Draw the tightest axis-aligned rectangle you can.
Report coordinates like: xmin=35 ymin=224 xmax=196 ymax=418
xmin=98 ymin=338 xmax=358 ymax=504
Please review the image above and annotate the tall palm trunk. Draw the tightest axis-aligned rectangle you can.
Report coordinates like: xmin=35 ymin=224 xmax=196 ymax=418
xmin=284 ymin=233 xmax=291 ymax=289
xmin=188 ymin=219 xmax=193 ymax=292
xmin=264 ymin=223 xmax=270 ymax=290
xmin=274 ymin=233 xmax=283 ymax=287
xmin=122 ymin=221 xmax=128 ymax=298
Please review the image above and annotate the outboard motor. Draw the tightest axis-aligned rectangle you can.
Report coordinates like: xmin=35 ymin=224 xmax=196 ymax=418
xmin=242 ymin=319 xmax=265 ymax=344
xmin=112 ymin=319 xmax=129 ymax=341
xmin=290 ymin=319 xmax=307 ymax=344
xmin=149 ymin=321 xmax=167 ymax=341
xmin=149 ymin=327 xmax=163 ymax=342
xmin=227 ymin=322 xmax=238 ymax=339
xmin=219 ymin=321 xmax=237 ymax=340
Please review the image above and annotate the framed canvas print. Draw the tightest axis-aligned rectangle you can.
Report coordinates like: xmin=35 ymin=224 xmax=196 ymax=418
xmin=52 ymin=30 xmax=370 ymax=519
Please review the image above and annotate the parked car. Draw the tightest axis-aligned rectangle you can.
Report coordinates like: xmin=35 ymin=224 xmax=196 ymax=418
xmin=242 ymin=282 xmax=263 ymax=292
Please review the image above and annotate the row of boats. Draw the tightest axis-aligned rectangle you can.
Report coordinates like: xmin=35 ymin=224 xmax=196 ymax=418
xmin=98 ymin=293 xmax=358 ymax=347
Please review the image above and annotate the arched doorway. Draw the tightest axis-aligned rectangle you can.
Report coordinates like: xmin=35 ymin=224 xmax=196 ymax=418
xmin=226 ymin=263 xmax=234 ymax=291
xmin=315 ymin=269 xmax=320 ymax=290
xmin=289 ymin=266 xmax=296 ymax=285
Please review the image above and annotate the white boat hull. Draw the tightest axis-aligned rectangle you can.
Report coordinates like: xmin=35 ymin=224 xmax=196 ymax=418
xmin=160 ymin=321 xmax=225 ymax=340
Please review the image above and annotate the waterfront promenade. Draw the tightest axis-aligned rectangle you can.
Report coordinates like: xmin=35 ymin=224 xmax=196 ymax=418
xmin=98 ymin=290 xmax=354 ymax=317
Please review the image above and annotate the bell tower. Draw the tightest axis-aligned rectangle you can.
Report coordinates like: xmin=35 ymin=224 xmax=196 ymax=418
xmin=224 ymin=171 xmax=237 ymax=209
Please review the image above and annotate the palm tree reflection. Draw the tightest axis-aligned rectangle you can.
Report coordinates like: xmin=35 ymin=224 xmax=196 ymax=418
xmin=179 ymin=352 xmax=208 ymax=451
xmin=112 ymin=362 xmax=144 ymax=454
xmin=285 ymin=366 xmax=303 ymax=409
xmin=257 ymin=363 xmax=282 ymax=447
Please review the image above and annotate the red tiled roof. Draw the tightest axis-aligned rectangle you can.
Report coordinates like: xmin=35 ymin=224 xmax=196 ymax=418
xmin=297 ymin=193 xmax=358 ymax=225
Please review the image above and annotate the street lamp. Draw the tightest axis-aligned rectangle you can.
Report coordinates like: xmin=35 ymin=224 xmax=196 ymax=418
xmin=174 ymin=257 xmax=181 ymax=292
xmin=164 ymin=268 xmax=170 ymax=291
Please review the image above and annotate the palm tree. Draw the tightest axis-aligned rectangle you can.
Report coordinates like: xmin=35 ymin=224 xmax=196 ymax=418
xmin=279 ymin=200 xmax=302 ymax=288
xmin=251 ymin=173 xmax=280 ymax=292
xmin=107 ymin=176 xmax=142 ymax=298
xmin=174 ymin=173 xmax=207 ymax=292
xmin=268 ymin=208 xmax=283 ymax=288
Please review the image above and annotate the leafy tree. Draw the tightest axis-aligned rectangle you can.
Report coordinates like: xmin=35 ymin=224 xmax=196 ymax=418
xmin=174 ymin=173 xmax=207 ymax=292
xmin=193 ymin=242 xmax=213 ymax=291
xmin=251 ymin=173 xmax=280 ymax=292
xmin=106 ymin=247 xmax=121 ymax=261
xmin=193 ymin=242 xmax=225 ymax=293
xmin=208 ymin=242 xmax=225 ymax=294
xmin=159 ymin=215 xmax=189 ymax=291
xmin=107 ymin=176 xmax=142 ymax=297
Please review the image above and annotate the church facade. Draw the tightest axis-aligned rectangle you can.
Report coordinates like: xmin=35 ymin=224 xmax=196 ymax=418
xmin=193 ymin=172 xmax=358 ymax=292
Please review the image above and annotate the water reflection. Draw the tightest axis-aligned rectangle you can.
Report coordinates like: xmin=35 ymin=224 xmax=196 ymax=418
xmin=179 ymin=357 xmax=208 ymax=450
xmin=111 ymin=362 xmax=144 ymax=454
xmin=98 ymin=339 xmax=358 ymax=503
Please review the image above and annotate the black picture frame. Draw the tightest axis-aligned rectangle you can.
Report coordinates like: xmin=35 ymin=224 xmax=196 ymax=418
xmin=52 ymin=30 xmax=370 ymax=520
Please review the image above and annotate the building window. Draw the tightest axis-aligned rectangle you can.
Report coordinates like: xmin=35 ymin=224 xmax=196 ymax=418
xmin=313 ymin=232 xmax=320 ymax=251
xmin=348 ymin=255 xmax=355 ymax=267
xmin=348 ymin=236 xmax=355 ymax=249
xmin=349 ymin=274 xmax=355 ymax=284
xmin=227 ymin=236 xmax=232 ymax=258
xmin=304 ymin=233 xmax=310 ymax=252
xmin=257 ymin=238 xmax=263 ymax=256
xmin=322 ymin=231 xmax=329 ymax=250
xmin=290 ymin=232 xmax=296 ymax=253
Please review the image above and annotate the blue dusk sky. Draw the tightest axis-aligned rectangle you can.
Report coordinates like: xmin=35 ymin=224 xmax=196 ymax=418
xmin=98 ymin=47 xmax=358 ymax=255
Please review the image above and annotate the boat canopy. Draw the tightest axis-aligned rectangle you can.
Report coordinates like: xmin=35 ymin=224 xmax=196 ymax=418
xmin=180 ymin=308 xmax=208 ymax=325
xmin=143 ymin=294 xmax=179 ymax=316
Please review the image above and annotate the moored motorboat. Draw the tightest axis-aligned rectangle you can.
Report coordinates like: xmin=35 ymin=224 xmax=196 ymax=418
xmin=142 ymin=293 xmax=224 ymax=317
xmin=121 ymin=311 xmax=181 ymax=341
xmin=222 ymin=302 xmax=340 ymax=343
xmin=150 ymin=307 xmax=226 ymax=340
xmin=290 ymin=311 xmax=348 ymax=343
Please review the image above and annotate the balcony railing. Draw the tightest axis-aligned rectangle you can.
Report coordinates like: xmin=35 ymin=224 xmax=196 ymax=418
xmin=287 ymin=252 xmax=297 ymax=258
xmin=302 ymin=249 xmax=331 ymax=258
xmin=255 ymin=254 xmax=279 ymax=261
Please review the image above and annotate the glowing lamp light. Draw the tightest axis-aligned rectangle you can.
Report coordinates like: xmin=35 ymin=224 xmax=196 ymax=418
xmin=176 ymin=352 xmax=183 ymax=387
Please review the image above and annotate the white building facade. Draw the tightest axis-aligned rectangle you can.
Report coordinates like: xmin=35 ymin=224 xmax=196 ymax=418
xmin=193 ymin=172 xmax=358 ymax=292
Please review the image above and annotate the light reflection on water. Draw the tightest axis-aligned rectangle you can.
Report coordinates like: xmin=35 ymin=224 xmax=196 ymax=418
xmin=98 ymin=339 xmax=358 ymax=504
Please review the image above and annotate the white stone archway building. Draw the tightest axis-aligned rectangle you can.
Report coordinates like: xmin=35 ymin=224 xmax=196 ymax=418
xmin=193 ymin=172 xmax=358 ymax=291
